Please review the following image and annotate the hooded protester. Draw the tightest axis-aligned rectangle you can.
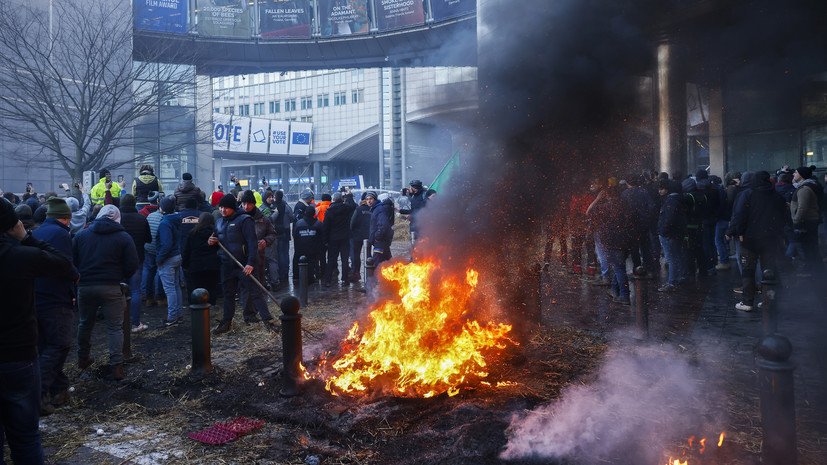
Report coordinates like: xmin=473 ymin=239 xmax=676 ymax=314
xmin=73 ymin=204 xmax=139 ymax=381
xmin=682 ymin=177 xmax=712 ymax=278
xmin=323 ymin=190 xmax=357 ymax=287
xmin=173 ymin=173 xmax=203 ymax=212
xmin=656 ymin=179 xmax=689 ymax=291
xmin=790 ymin=165 xmax=824 ymax=277
xmin=367 ymin=191 xmax=393 ymax=266
xmin=292 ymin=189 xmax=315 ymax=278
xmin=238 ymin=190 xmax=277 ymax=328
xmin=349 ymin=191 xmax=372 ymax=283
xmin=90 ymin=168 xmax=121 ymax=205
xmin=270 ymin=190 xmax=294 ymax=283
xmin=119 ymin=194 xmax=152 ymax=332
xmin=293 ymin=202 xmax=325 ymax=282
xmin=132 ymin=165 xmax=163 ymax=209
xmin=1 ymin=198 xmax=75 ymax=463
xmin=156 ymin=197 xmax=183 ymax=327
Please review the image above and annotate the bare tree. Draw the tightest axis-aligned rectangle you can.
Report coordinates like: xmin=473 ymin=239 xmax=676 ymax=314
xmin=0 ymin=0 xmax=199 ymax=182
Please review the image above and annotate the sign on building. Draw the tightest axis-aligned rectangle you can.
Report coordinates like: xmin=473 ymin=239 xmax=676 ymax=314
xmin=213 ymin=113 xmax=232 ymax=151
xmin=288 ymin=121 xmax=312 ymax=156
xmin=249 ymin=118 xmax=271 ymax=153
xmin=269 ymin=120 xmax=290 ymax=155
xmin=374 ymin=0 xmax=424 ymax=31
xmin=228 ymin=117 xmax=251 ymax=152
xmin=134 ymin=0 xmax=188 ymax=33
xmin=259 ymin=0 xmax=312 ymax=38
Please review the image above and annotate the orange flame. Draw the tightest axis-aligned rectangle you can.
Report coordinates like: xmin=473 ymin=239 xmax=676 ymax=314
xmin=718 ymin=432 xmax=725 ymax=447
xmin=323 ymin=259 xmax=514 ymax=397
xmin=665 ymin=432 xmax=725 ymax=465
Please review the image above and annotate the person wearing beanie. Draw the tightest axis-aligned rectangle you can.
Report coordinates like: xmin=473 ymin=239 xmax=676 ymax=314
xmin=791 ymin=166 xmax=823 ymax=277
xmin=294 ymin=188 xmax=315 ymax=225
xmin=292 ymin=201 xmax=325 ymax=285
xmin=238 ymin=190 xmax=277 ymax=330
xmin=1 ymin=198 xmax=75 ymax=460
xmin=90 ymin=168 xmax=121 ymax=205
xmin=156 ymin=196 xmax=184 ymax=327
xmin=399 ymin=180 xmax=428 ymax=243
xmin=270 ymin=189 xmax=294 ymax=284
xmin=323 ymin=190 xmax=356 ymax=287
xmin=173 ymin=172 xmax=203 ymax=212
xmin=367 ymin=189 xmax=394 ymax=267
xmin=119 ymin=194 xmax=152 ymax=333
xmin=138 ymin=191 xmax=161 ymax=217
xmin=142 ymin=193 xmax=166 ymax=308
xmin=210 ymin=190 xmax=225 ymax=208
xmin=32 ymin=197 xmax=80 ymax=415
xmin=72 ymin=195 xmax=139 ymax=381
xmin=132 ymin=164 xmax=163 ymax=209
xmin=15 ymin=204 xmax=35 ymax=231
xmin=209 ymin=189 xmax=261 ymax=335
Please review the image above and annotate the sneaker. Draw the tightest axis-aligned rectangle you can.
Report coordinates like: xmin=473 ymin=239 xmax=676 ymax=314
xmin=613 ymin=296 xmax=631 ymax=306
xmin=157 ymin=318 xmax=180 ymax=328
xmin=735 ymin=301 xmax=753 ymax=312
xmin=131 ymin=323 xmax=149 ymax=333
xmin=733 ymin=287 xmax=744 ymax=294
xmin=657 ymin=283 xmax=677 ymax=292
xmin=212 ymin=320 xmax=232 ymax=335
xmin=715 ymin=263 xmax=731 ymax=270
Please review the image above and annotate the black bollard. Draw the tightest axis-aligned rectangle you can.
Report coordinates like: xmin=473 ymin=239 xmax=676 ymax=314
xmin=279 ymin=296 xmax=303 ymax=397
xmin=189 ymin=289 xmax=212 ymax=374
xmin=756 ymin=334 xmax=796 ymax=465
xmin=298 ymin=255 xmax=309 ymax=307
xmin=631 ymin=266 xmax=649 ymax=339
xmin=365 ymin=257 xmax=376 ymax=303
xmin=760 ymin=269 xmax=778 ymax=336
xmin=120 ymin=283 xmax=133 ymax=361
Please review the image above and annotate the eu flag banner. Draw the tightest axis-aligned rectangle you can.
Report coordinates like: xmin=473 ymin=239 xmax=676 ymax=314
xmin=288 ymin=121 xmax=312 ymax=156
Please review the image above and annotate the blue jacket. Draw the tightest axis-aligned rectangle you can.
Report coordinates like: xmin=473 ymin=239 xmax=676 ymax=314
xmin=620 ymin=187 xmax=655 ymax=229
xmin=73 ymin=218 xmax=139 ymax=286
xmin=350 ymin=204 xmax=372 ymax=241
xmin=727 ymin=172 xmax=789 ymax=239
xmin=215 ymin=211 xmax=257 ymax=267
xmin=157 ymin=213 xmax=182 ymax=265
xmin=33 ymin=218 xmax=79 ymax=310
xmin=368 ymin=202 xmax=393 ymax=253
xmin=657 ymin=193 xmax=688 ymax=239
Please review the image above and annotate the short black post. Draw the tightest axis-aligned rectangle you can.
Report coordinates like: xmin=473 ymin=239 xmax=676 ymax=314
xmin=631 ymin=266 xmax=649 ymax=339
xmin=761 ymin=269 xmax=778 ymax=336
xmin=756 ymin=334 xmax=796 ymax=465
xmin=120 ymin=283 xmax=133 ymax=361
xmin=189 ymin=289 xmax=212 ymax=374
xmin=279 ymin=296 xmax=303 ymax=397
xmin=365 ymin=257 xmax=376 ymax=302
xmin=298 ymin=255 xmax=309 ymax=307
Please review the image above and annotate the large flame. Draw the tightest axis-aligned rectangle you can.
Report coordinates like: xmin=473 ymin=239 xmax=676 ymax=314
xmin=324 ymin=258 xmax=514 ymax=397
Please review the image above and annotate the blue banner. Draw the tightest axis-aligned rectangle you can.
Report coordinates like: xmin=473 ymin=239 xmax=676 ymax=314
xmin=430 ymin=0 xmax=475 ymax=22
xmin=318 ymin=0 xmax=370 ymax=37
xmin=259 ymin=0 xmax=311 ymax=38
xmin=134 ymin=0 xmax=188 ymax=33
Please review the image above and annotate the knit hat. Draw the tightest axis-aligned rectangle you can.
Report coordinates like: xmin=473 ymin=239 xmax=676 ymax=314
xmin=160 ymin=197 xmax=176 ymax=214
xmin=15 ymin=204 xmax=33 ymax=220
xmin=409 ymin=179 xmax=423 ymax=188
xmin=148 ymin=191 xmax=160 ymax=205
xmin=364 ymin=190 xmax=377 ymax=199
xmin=46 ymin=197 xmax=72 ymax=219
xmin=99 ymin=167 xmax=110 ymax=179
xmin=96 ymin=204 xmax=121 ymax=223
xmin=0 ymin=198 xmax=19 ymax=231
xmin=796 ymin=166 xmax=813 ymax=179
xmin=218 ymin=194 xmax=237 ymax=210
xmin=300 ymin=189 xmax=314 ymax=201
xmin=182 ymin=172 xmax=193 ymax=181
xmin=695 ymin=169 xmax=709 ymax=180
xmin=240 ymin=190 xmax=256 ymax=204
xmin=65 ymin=196 xmax=79 ymax=213
xmin=120 ymin=194 xmax=136 ymax=208
xmin=210 ymin=191 xmax=225 ymax=207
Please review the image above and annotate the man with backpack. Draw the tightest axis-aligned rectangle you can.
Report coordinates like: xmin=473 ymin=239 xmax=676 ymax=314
xmin=791 ymin=166 xmax=824 ymax=277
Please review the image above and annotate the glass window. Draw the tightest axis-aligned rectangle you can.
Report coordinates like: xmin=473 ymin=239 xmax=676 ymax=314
xmin=317 ymin=94 xmax=329 ymax=108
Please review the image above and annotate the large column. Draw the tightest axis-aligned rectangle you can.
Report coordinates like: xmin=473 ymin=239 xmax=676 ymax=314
xmin=707 ymin=87 xmax=725 ymax=176
xmin=313 ymin=162 xmax=321 ymax=195
xmin=657 ymin=40 xmax=687 ymax=178
xmin=194 ymin=71 xmax=216 ymax=191
xmin=281 ymin=163 xmax=290 ymax=193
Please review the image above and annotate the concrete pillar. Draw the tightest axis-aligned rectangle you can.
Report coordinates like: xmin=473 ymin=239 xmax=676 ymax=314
xmin=657 ymin=41 xmax=687 ymax=178
xmin=708 ymin=87 xmax=725 ymax=177
xmin=313 ymin=162 xmax=321 ymax=194
xmin=194 ymin=71 xmax=215 ymax=191
xmin=281 ymin=163 xmax=290 ymax=193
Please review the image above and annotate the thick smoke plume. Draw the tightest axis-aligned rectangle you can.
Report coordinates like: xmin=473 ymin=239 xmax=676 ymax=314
xmin=500 ymin=342 xmax=724 ymax=463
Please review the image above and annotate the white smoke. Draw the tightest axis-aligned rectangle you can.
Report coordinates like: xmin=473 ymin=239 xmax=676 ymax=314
xmin=501 ymin=342 xmax=723 ymax=464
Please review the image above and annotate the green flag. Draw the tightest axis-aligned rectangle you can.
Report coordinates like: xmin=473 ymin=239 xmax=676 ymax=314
xmin=428 ymin=151 xmax=460 ymax=194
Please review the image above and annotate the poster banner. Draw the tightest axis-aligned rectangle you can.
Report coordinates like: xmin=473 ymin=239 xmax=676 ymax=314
xmin=317 ymin=0 xmax=370 ymax=37
xmin=228 ymin=117 xmax=251 ymax=152
xmin=258 ymin=0 xmax=312 ymax=38
xmin=134 ymin=0 xmax=188 ymax=33
xmin=269 ymin=120 xmax=290 ymax=155
xmin=430 ymin=0 xmax=475 ymax=22
xmin=331 ymin=175 xmax=365 ymax=191
xmin=212 ymin=113 xmax=232 ymax=151
xmin=374 ymin=0 xmax=424 ymax=31
xmin=288 ymin=121 xmax=312 ymax=156
xmin=196 ymin=0 xmax=252 ymax=38
xmin=249 ymin=119 xmax=271 ymax=154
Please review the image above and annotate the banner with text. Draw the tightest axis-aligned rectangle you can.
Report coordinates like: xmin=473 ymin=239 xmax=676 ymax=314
xmin=288 ymin=121 xmax=313 ymax=156
xmin=374 ymin=0 xmax=424 ymax=31
xmin=249 ymin=118 xmax=271 ymax=154
xmin=134 ymin=0 xmax=188 ymax=33
xmin=258 ymin=0 xmax=312 ymax=38
xmin=317 ymin=0 xmax=369 ymax=37
xmin=212 ymin=113 xmax=232 ymax=151
xmin=228 ymin=117 xmax=251 ymax=152
xmin=331 ymin=175 xmax=365 ymax=192
xmin=196 ymin=0 xmax=252 ymax=38
xmin=430 ymin=0 xmax=475 ymax=21
xmin=269 ymin=120 xmax=290 ymax=155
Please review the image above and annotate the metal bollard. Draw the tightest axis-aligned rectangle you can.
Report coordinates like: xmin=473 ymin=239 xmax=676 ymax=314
xmin=365 ymin=257 xmax=376 ymax=303
xmin=120 ymin=283 xmax=133 ymax=362
xmin=279 ymin=296 xmax=302 ymax=397
xmin=631 ymin=266 xmax=649 ymax=339
xmin=761 ymin=269 xmax=778 ymax=336
xmin=363 ymin=239 xmax=372 ymax=279
xmin=189 ymin=289 xmax=212 ymax=374
xmin=756 ymin=334 xmax=797 ymax=465
xmin=298 ymin=255 xmax=309 ymax=307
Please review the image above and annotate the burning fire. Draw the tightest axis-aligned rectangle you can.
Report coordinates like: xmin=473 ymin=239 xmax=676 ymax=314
xmin=323 ymin=258 xmax=515 ymax=397
xmin=666 ymin=432 xmax=725 ymax=465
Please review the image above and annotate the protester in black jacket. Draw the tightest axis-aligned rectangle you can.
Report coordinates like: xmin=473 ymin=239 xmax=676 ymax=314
xmin=656 ymin=180 xmax=689 ymax=291
xmin=119 ymin=194 xmax=152 ymax=332
xmin=0 ymin=200 xmax=75 ymax=463
xmin=182 ymin=213 xmax=221 ymax=305
xmin=323 ymin=191 xmax=356 ymax=286
xmin=350 ymin=193 xmax=372 ymax=282
xmin=293 ymin=206 xmax=325 ymax=282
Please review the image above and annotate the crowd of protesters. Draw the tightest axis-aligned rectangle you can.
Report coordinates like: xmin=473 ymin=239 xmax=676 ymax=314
xmin=546 ymin=165 xmax=825 ymax=311
xmin=0 ymin=168 xmax=434 ymax=462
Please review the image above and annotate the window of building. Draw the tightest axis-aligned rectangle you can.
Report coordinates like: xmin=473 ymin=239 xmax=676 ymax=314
xmin=317 ymin=93 xmax=329 ymax=108
xmin=351 ymin=69 xmax=364 ymax=82
xmin=285 ymin=98 xmax=296 ymax=112
xmin=214 ymin=107 xmax=220 ymax=113
xmin=334 ymin=91 xmax=347 ymax=106
xmin=269 ymin=101 xmax=280 ymax=113
xmin=316 ymin=73 xmax=329 ymax=87
xmin=301 ymin=96 xmax=313 ymax=110
xmin=301 ymin=116 xmax=313 ymax=123
xmin=225 ymin=107 xmax=234 ymax=115
xmin=253 ymin=102 xmax=265 ymax=115
xmin=239 ymin=104 xmax=250 ymax=116
xmin=352 ymin=89 xmax=364 ymax=104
